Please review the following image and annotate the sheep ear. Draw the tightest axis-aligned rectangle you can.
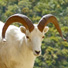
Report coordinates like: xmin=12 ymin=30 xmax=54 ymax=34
xmin=43 ymin=26 xmax=49 ymax=33
xmin=20 ymin=26 xmax=26 ymax=34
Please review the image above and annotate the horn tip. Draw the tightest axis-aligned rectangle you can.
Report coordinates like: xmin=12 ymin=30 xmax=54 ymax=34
xmin=62 ymin=37 xmax=67 ymax=41
xmin=2 ymin=38 xmax=6 ymax=42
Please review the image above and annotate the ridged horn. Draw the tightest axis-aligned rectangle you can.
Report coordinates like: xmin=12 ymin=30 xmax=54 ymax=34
xmin=37 ymin=14 xmax=66 ymax=41
xmin=2 ymin=14 xmax=34 ymax=41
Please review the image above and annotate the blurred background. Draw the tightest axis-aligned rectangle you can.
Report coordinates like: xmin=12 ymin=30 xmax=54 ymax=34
xmin=0 ymin=0 xmax=68 ymax=68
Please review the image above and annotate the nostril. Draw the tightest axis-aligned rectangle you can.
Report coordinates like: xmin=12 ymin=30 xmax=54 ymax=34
xmin=35 ymin=50 xmax=40 ymax=54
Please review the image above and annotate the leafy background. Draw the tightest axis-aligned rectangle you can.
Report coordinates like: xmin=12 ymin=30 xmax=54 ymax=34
xmin=0 ymin=0 xmax=68 ymax=68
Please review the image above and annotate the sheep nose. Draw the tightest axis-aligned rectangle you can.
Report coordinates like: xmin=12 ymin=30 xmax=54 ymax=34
xmin=35 ymin=50 xmax=40 ymax=54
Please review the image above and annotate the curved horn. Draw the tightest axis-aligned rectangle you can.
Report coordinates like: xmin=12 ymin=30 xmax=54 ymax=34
xmin=37 ymin=14 xmax=66 ymax=41
xmin=2 ymin=14 xmax=34 ymax=41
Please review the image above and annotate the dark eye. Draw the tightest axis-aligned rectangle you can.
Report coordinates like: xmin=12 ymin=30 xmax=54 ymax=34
xmin=42 ymin=36 xmax=45 ymax=38
xmin=26 ymin=36 xmax=29 ymax=39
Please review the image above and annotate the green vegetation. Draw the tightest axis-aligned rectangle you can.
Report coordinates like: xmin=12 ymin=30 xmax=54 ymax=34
xmin=0 ymin=0 xmax=68 ymax=68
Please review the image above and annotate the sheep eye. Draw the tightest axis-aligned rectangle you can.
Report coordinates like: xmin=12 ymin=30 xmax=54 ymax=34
xmin=42 ymin=36 xmax=45 ymax=38
xmin=26 ymin=36 xmax=29 ymax=39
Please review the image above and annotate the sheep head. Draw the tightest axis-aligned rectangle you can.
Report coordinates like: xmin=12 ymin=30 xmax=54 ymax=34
xmin=2 ymin=14 xmax=66 ymax=56
xmin=20 ymin=25 xmax=49 ymax=56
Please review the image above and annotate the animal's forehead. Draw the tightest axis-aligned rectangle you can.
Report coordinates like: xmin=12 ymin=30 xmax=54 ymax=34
xmin=26 ymin=25 xmax=43 ymax=36
xmin=31 ymin=28 xmax=43 ymax=36
xmin=33 ymin=24 xmax=43 ymax=34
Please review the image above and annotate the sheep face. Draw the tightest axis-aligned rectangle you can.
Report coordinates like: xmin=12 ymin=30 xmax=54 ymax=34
xmin=20 ymin=25 xmax=49 ymax=56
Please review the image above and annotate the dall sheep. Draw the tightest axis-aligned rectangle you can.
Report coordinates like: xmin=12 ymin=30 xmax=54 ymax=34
xmin=0 ymin=14 xmax=66 ymax=68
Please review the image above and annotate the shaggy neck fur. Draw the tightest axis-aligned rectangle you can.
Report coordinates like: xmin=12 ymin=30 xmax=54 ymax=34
xmin=0 ymin=21 xmax=49 ymax=68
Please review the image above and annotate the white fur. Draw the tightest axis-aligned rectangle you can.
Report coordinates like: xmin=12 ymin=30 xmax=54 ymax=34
xmin=0 ymin=21 xmax=49 ymax=68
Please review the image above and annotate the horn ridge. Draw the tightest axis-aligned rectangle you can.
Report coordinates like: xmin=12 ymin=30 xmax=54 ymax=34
xmin=2 ymin=14 xmax=34 ymax=39
xmin=38 ymin=14 xmax=56 ymax=32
